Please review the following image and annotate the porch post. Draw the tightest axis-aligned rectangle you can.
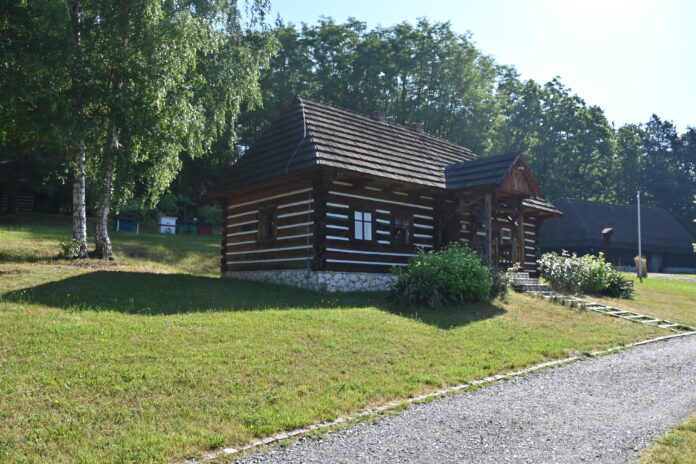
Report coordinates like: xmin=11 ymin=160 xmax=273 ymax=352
xmin=484 ymin=192 xmax=492 ymax=263
xmin=517 ymin=198 xmax=525 ymax=268
xmin=311 ymin=171 xmax=335 ymax=271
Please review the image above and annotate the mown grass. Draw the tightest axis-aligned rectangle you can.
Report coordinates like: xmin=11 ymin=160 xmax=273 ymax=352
xmin=638 ymin=413 xmax=696 ymax=464
xmin=590 ymin=274 xmax=696 ymax=328
xmin=0 ymin=215 xmax=676 ymax=463
xmin=0 ymin=213 xmax=219 ymax=275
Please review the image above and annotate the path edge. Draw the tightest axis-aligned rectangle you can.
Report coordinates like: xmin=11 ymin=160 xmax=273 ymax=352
xmin=183 ymin=330 xmax=696 ymax=463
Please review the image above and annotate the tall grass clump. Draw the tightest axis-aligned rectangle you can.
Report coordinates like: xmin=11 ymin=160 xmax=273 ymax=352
xmin=390 ymin=245 xmax=495 ymax=308
xmin=538 ymin=251 xmax=634 ymax=298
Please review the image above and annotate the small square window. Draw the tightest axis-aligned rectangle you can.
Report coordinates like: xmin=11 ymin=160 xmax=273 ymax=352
xmin=353 ymin=210 xmax=372 ymax=241
xmin=392 ymin=215 xmax=411 ymax=245
xmin=258 ymin=208 xmax=276 ymax=241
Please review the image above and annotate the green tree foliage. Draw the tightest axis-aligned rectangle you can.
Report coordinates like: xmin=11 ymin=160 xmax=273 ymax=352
xmin=4 ymin=13 xmax=694 ymax=239
xmin=492 ymin=77 xmax=616 ymax=201
xmin=239 ymin=18 xmax=501 ymax=154
xmin=640 ymin=116 xmax=696 ymax=229
xmin=231 ymin=18 xmax=694 ymax=235
xmin=3 ymin=0 xmax=277 ymax=259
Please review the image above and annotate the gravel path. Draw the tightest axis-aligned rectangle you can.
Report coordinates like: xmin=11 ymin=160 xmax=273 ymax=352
xmin=649 ymin=273 xmax=696 ymax=282
xmin=240 ymin=335 xmax=696 ymax=464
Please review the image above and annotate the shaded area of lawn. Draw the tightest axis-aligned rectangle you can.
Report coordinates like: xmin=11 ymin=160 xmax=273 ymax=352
xmin=592 ymin=275 xmax=696 ymax=327
xmin=2 ymin=269 xmax=505 ymax=329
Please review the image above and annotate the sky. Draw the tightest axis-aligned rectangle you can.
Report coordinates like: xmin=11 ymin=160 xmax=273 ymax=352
xmin=269 ymin=0 xmax=695 ymax=132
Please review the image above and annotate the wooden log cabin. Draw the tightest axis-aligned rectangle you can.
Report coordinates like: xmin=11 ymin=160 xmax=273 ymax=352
xmin=206 ymin=97 xmax=562 ymax=292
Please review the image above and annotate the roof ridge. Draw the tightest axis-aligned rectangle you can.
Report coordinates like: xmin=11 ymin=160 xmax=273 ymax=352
xmin=559 ymin=197 xmax=668 ymax=211
xmin=296 ymin=95 xmax=479 ymax=157
xmin=448 ymin=151 xmax=518 ymax=169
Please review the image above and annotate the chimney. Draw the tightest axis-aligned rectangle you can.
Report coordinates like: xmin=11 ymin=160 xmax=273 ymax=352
xmin=371 ymin=110 xmax=386 ymax=122
xmin=409 ymin=122 xmax=424 ymax=134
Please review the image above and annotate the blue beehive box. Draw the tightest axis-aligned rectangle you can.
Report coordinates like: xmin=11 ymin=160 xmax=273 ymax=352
xmin=115 ymin=217 xmax=138 ymax=233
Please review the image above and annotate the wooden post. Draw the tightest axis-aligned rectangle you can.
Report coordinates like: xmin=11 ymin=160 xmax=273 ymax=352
xmin=220 ymin=198 xmax=228 ymax=274
xmin=311 ymin=171 xmax=335 ymax=271
xmin=517 ymin=198 xmax=525 ymax=268
xmin=484 ymin=192 xmax=492 ymax=263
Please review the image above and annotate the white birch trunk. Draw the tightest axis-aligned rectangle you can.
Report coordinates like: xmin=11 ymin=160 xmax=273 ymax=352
xmin=66 ymin=0 xmax=89 ymax=259
xmin=72 ymin=141 xmax=89 ymax=258
xmin=94 ymin=125 xmax=117 ymax=260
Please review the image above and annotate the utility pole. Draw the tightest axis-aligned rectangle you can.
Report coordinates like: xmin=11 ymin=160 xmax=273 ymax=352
xmin=637 ymin=191 xmax=643 ymax=282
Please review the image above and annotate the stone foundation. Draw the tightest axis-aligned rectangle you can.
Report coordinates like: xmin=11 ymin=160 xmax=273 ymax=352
xmin=224 ymin=269 xmax=397 ymax=292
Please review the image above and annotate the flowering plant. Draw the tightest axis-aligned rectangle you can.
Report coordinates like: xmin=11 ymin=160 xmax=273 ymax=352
xmin=538 ymin=251 xmax=633 ymax=298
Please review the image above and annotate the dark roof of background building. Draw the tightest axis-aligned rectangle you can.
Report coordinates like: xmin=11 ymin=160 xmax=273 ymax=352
xmin=539 ymin=198 xmax=695 ymax=253
xmin=210 ymin=96 xmax=559 ymax=214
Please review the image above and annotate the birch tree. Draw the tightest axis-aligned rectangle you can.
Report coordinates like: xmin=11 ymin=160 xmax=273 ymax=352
xmin=4 ymin=0 xmax=276 ymax=259
xmin=74 ymin=0 xmax=277 ymax=259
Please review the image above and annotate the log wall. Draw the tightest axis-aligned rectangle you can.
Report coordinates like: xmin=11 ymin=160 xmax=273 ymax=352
xmin=320 ymin=179 xmax=436 ymax=273
xmin=222 ymin=173 xmax=546 ymax=276
xmin=224 ymin=179 xmax=315 ymax=272
xmin=523 ymin=216 xmax=540 ymax=274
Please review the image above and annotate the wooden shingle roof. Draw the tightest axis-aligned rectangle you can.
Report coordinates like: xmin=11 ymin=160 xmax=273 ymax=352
xmin=210 ymin=96 xmax=558 ymax=215
xmin=523 ymin=197 xmax=563 ymax=216
xmin=445 ymin=152 xmax=519 ymax=190
xmin=539 ymin=199 xmax=694 ymax=252
xmin=215 ymin=96 xmax=477 ymax=192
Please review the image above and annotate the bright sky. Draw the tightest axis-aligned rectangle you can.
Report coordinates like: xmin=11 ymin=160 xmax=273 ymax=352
xmin=269 ymin=0 xmax=695 ymax=132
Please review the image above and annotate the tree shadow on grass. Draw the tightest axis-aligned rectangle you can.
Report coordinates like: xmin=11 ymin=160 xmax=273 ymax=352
xmin=1 ymin=271 xmax=506 ymax=329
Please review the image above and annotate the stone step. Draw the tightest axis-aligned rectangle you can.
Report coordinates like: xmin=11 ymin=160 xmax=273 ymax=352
xmin=605 ymin=310 xmax=629 ymax=316
xmin=511 ymin=272 xmax=530 ymax=278
xmin=658 ymin=323 xmax=681 ymax=329
xmin=511 ymin=278 xmax=541 ymax=285
xmin=517 ymin=285 xmax=550 ymax=292
xmin=525 ymin=289 xmax=695 ymax=333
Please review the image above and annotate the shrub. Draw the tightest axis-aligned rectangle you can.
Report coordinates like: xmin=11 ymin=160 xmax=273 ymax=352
xmin=59 ymin=237 xmax=82 ymax=259
xmin=390 ymin=244 xmax=493 ymax=308
xmin=604 ymin=271 xmax=635 ymax=298
xmin=538 ymin=251 xmax=634 ymax=298
xmin=157 ymin=194 xmax=194 ymax=218
xmin=117 ymin=198 xmax=156 ymax=221
xmin=197 ymin=204 xmax=222 ymax=227
xmin=488 ymin=265 xmax=510 ymax=300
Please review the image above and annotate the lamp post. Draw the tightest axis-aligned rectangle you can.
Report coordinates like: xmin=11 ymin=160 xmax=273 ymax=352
xmin=637 ymin=191 xmax=643 ymax=281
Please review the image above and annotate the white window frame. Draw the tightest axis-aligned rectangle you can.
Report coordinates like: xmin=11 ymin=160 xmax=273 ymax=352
xmin=353 ymin=210 xmax=373 ymax=241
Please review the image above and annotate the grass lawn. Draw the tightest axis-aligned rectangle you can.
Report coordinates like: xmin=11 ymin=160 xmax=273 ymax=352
xmin=590 ymin=274 xmax=696 ymax=328
xmin=638 ymin=413 xmax=696 ymax=464
xmin=0 ymin=215 xmax=675 ymax=463
xmin=0 ymin=213 xmax=219 ymax=276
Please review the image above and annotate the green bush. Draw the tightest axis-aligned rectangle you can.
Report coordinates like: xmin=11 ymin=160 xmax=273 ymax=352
xmin=488 ymin=265 xmax=510 ymax=300
xmin=59 ymin=237 xmax=82 ymax=259
xmin=537 ymin=251 xmax=634 ymax=298
xmin=157 ymin=194 xmax=194 ymax=219
xmin=197 ymin=204 xmax=222 ymax=227
xmin=390 ymin=245 xmax=493 ymax=308
xmin=117 ymin=198 xmax=156 ymax=221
